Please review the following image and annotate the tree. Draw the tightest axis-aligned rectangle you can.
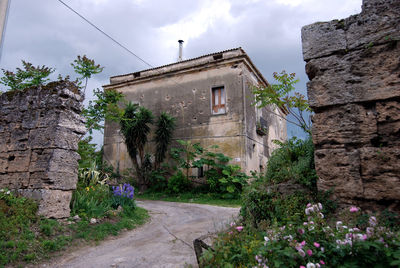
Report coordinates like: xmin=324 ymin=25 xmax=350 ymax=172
xmin=71 ymin=55 xmax=103 ymax=94
xmin=120 ymin=103 xmax=176 ymax=192
xmin=154 ymin=112 xmax=176 ymax=169
xmin=252 ymin=71 xmax=312 ymax=134
xmin=0 ymin=61 xmax=54 ymax=91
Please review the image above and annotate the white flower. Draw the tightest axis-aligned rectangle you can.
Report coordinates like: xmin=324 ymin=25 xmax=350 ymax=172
xmin=319 ymin=213 xmax=324 ymax=219
xmin=0 ymin=189 xmax=4 ymax=192
xmin=307 ymin=263 xmax=316 ymax=268
xmin=6 ymin=191 xmax=10 ymax=195
xmin=369 ymin=216 xmax=377 ymax=227
xmin=336 ymin=221 xmax=343 ymax=230
xmin=318 ymin=203 xmax=323 ymax=210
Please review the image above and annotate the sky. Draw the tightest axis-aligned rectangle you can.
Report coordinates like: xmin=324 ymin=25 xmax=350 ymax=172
xmin=0 ymin=0 xmax=362 ymax=145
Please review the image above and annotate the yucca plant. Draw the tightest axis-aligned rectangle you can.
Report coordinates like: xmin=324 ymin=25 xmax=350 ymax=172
xmin=154 ymin=112 xmax=176 ymax=169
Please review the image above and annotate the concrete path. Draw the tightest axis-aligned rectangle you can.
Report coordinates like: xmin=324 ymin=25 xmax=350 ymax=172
xmin=43 ymin=200 xmax=240 ymax=268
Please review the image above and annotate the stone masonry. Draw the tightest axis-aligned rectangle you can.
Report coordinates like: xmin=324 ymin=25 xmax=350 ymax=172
xmin=0 ymin=81 xmax=85 ymax=218
xmin=302 ymin=0 xmax=400 ymax=211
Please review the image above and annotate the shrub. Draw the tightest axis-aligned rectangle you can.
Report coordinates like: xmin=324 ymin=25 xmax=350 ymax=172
xmin=201 ymin=204 xmax=400 ymax=267
xmin=167 ymin=170 xmax=190 ymax=194
xmin=148 ymin=169 xmax=168 ymax=192
xmin=71 ymin=184 xmax=113 ymax=219
xmin=266 ymin=136 xmax=317 ymax=190
xmin=205 ymin=164 xmax=248 ymax=198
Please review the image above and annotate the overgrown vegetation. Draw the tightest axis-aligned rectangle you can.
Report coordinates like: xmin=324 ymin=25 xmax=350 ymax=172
xmin=120 ymin=103 xmax=176 ymax=192
xmin=0 ymin=188 xmax=148 ymax=267
xmin=200 ymin=71 xmax=400 ymax=267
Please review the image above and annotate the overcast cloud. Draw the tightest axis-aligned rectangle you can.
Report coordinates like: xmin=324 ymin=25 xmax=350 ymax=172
xmin=1 ymin=0 xmax=362 ymax=144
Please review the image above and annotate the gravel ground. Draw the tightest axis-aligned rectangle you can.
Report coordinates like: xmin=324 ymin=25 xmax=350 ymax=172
xmin=41 ymin=200 xmax=240 ymax=268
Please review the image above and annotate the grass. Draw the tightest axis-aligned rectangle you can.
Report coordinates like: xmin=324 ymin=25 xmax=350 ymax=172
xmin=0 ymin=190 xmax=149 ymax=267
xmin=137 ymin=191 xmax=242 ymax=207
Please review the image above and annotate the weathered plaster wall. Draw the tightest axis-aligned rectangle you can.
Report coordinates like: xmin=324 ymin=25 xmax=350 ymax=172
xmin=302 ymin=0 xmax=400 ymax=211
xmin=0 ymin=81 xmax=85 ymax=218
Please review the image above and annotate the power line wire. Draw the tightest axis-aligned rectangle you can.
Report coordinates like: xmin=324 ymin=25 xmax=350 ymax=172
xmin=57 ymin=0 xmax=303 ymax=131
xmin=57 ymin=0 xmax=154 ymax=69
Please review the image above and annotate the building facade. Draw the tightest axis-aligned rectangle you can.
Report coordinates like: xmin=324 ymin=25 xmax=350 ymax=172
xmin=103 ymin=48 xmax=287 ymax=175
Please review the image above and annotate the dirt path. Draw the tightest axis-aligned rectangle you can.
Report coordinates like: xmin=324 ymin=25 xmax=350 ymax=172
xmin=43 ymin=200 xmax=240 ymax=268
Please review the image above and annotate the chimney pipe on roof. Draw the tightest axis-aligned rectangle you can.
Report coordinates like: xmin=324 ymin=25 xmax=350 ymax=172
xmin=178 ymin=40 xmax=184 ymax=62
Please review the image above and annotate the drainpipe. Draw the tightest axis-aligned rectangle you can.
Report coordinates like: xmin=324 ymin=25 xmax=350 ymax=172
xmin=242 ymin=75 xmax=248 ymax=173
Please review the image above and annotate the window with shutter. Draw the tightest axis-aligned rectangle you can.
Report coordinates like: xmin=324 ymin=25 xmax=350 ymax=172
xmin=211 ymin=86 xmax=226 ymax=115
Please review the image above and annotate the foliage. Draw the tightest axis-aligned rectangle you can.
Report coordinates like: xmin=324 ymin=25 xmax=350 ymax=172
xmin=167 ymin=170 xmax=191 ymax=194
xmin=77 ymin=136 xmax=103 ymax=169
xmin=169 ymin=141 xmax=248 ymax=198
xmin=154 ymin=112 xmax=176 ymax=169
xmin=241 ymin=187 xmax=312 ymax=228
xmin=111 ymin=183 xmax=136 ymax=212
xmin=71 ymin=55 xmax=104 ymax=93
xmin=170 ymin=140 xmax=204 ymax=181
xmin=265 ymin=136 xmax=317 ymax=190
xmin=120 ymin=103 xmax=154 ymax=190
xmin=0 ymin=187 xmax=149 ymax=267
xmin=147 ymin=169 xmax=169 ymax=192
xmin=71 ymin=184 xmax=113 ymax=219
xmin=82 ymin=88 xmax=125 ymax=134
xmin=201 ymin=203 xmax=400 ymax=267
xmin=0 ymin=60 xmax=54 ymax=91
xmin=119 ymin=103 xmax=176 ymax=191
xmin=252 ymin=71 xmax=312 ymax=133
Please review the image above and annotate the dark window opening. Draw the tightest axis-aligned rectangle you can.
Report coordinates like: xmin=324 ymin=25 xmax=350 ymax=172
xmin=133 ymin=72 xmax=141 ymax=78
xmin=213 ymin=53 xmax=223 ymax=60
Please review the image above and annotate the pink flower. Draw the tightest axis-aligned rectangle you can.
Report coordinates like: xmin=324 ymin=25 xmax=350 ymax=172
xmin=298 ymin=249 xmax=306 ymax=257
xmin=298 ymin=228 xmax=305 ymax=235
xmin=362 ymin=234 xmax=367 ymax=240
xmin=300 ymin=240 xmax=306 ymax=246
xmin=313 ymin=242 xmax=320 ymax=248
xmin=236 ymin=226 xmax=243 ymax=232
xmin=228 ymin=231 xmax=233 ymax=235
xmin=307 ymin=203 xmax=312 ymax=208
xmin=300 ymin=266 xmax=306 ymax=268
xmin=307 ymin=249 xmax=313 ymax=256
xmin=320 ymin=260 xmax=325 ymax=265
xmin=349 ymin=206 xmax=359 ymax=213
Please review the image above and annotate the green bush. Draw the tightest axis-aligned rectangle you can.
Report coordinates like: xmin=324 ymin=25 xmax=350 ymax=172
xmin=148 ymin=169 xmax=169 ymax=192
xmin=71 ymin=184 xmax=113 ymax=219
xmin=205 ymin=164 xmax=248 ymax=198
xmin=167 ymin=170 xmax=190 ymax=194
xmin=266 ymin=136 xmax=317 ymax=189
xmin=201 ymin=204 xmax=400 ymax=267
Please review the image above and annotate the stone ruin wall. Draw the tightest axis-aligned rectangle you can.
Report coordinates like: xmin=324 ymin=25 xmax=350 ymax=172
xmin=0 ymin=81 xmax=85 ymax=218
xmin=301 ymin=0 xmax=400 ymax=212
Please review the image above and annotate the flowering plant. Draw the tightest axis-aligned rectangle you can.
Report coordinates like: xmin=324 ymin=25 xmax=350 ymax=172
xmin=201 ymin=203 xmax=400 ymax=267
xmin=111 ymin=183 xmax=136 ymax=211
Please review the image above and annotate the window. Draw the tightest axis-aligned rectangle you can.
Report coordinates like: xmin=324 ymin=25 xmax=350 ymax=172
xmin=211 ymin=86 xmax=226 ymax=114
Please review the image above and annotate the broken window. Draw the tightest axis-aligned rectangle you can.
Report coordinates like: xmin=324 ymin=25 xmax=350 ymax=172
xmin=211 ymin=86 xmax=226 ymax=115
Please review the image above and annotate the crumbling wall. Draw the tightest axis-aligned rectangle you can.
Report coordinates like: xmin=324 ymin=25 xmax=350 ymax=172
xmin=302 ymin=0 xmax=400 ymax=211
xmin=0 ymin=81 xmax=85 ymax=218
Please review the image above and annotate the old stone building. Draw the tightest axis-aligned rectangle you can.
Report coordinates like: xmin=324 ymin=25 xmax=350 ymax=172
xmin=103 ymin=48 xmax=287 ymax=176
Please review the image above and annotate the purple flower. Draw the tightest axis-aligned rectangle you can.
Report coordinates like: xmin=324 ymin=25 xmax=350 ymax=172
xmin=307 ymin=249 xmax=313 ymax=256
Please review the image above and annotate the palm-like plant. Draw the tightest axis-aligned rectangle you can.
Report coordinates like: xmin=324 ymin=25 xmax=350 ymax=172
xmin=154 ymin=112 xmax=176 ymax=169
xmin=120 ymin=103 xmax=154 ymax=191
